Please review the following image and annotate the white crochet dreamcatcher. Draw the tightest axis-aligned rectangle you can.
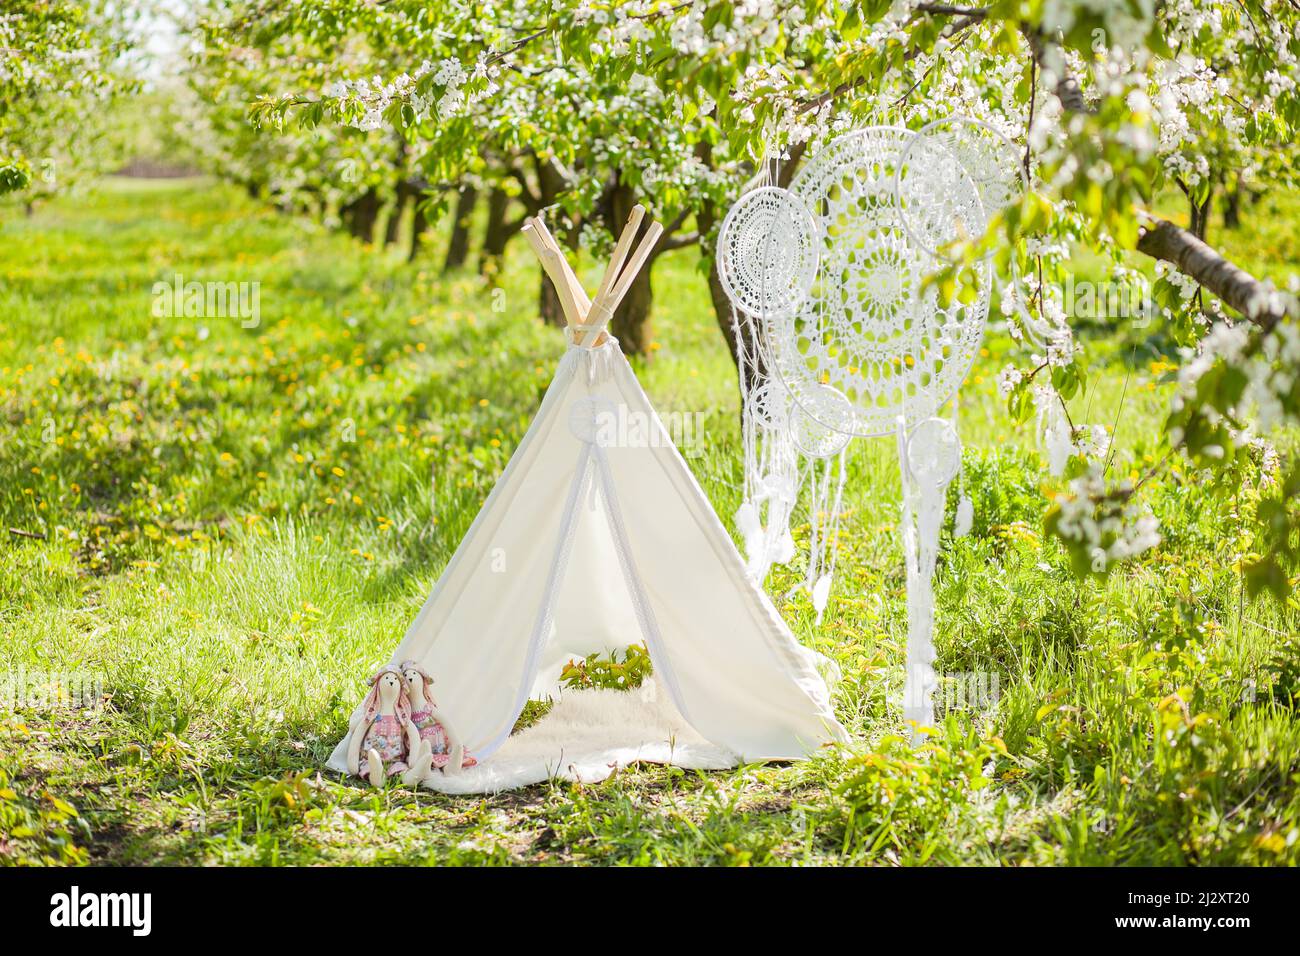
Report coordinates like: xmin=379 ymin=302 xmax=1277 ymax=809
xmin=719 ymin=119 xmax=1023 ymax=738
xmin=718 ymin=183 xmax=849 ymax=625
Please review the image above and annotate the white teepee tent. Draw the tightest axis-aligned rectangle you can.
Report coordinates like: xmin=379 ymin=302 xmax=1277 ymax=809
xmin=326 ymin=207 xmax=847 ymax=793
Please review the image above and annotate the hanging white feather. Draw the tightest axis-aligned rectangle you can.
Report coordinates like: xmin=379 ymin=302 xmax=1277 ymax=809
xmin=811 ymin=573 xmax=833 ymax=620
xmin=954 ymin=494 xmax=974 ymax=538
xmin=734 ymin=501 xmax=764 ymax=574
xmin=899 ymin=417 xmax=963 ymax=743
xmin=774 ymin=528 xmax=796 ymax=565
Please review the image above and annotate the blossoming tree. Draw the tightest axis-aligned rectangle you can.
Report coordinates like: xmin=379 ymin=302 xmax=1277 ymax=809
xmin=205 ymin=0 xmax=1300 ymax=595
xmin=1 ymin=0 xmax=133 ymax=197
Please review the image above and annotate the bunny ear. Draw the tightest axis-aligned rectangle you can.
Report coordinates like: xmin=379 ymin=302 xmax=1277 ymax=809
xmin=359 ymin=681 xmax=382 ymax=726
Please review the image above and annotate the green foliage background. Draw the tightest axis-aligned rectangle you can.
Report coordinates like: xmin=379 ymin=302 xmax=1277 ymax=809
xmin=1 ymin=178 xmax=1298 ymax=865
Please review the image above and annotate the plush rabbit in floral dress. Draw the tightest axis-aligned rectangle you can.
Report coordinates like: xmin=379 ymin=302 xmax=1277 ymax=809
xmin=345 ymin=664 xmax=429 ymax=786
xmin=400 ymin=660 xmax=475 ymax=777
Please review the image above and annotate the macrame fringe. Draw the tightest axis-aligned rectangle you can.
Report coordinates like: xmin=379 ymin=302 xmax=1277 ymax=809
xmin=732 ymin=302 xmax=850 ymax=623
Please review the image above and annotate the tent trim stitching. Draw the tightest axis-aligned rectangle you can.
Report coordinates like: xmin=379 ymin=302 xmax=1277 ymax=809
xmin=590 ymin=439 xmax=695 ymax=726
xmin=474 ymin=440 xmax=593 ymax=759
xmin=474 ymin=418 xmax=696 ymax=760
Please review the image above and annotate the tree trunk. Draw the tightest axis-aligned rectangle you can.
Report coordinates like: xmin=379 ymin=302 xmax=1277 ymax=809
xmin=539 ymin=271 xmax=566 ymax=327
xmin=700 ymin=205 xmax=767 ymax=430
xmin=706 ymin=254 xmax=741 ymax=363
xmin=611 ymin=265 xmax=655 ymax=354
xmin=691 ymin=140 xmax=804 ymax=377
xmin=408 ymin=194 xmax=428 ymax=263
xmin=342 ymin=188 xmax=381 ymax=244
xmin=384 ymin=192 xmax=407 ymax=247
xmin=710 ymin=238 xmax=767 ymax=382
xmin=697 ymin=197 xmax=744 ymax=367
xmin=1222 ymin=182 xmax=1242 ymax=230
xmin=1189 ymin=190 xmax=1213 ymax=242
xmin=443 ymin=185 xmax=477 ymax=273
xmin=478 ymin=186 xmax=512 ymax=278
xmin=524 ymin=154 xmax=573 ymax=328
xmin=513 ymin=152 xmax=593 ymax=330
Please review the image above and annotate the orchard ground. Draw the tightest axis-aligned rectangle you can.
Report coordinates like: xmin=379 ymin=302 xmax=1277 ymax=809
xmin=1 ymin=177 xmax=1298 ymax=866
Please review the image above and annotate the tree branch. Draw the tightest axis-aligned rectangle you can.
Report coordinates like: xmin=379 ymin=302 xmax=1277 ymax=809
xmin=661 ymin=207 xmax=691 ymax=238
xmin=797 ymin=10 xmax=984 ymax=114
xmin=650 ymin=208 xmax=695 ymax=254
xmin=659 ymin=231 xmax=699 ymax=252
xmin=1021 ymin=38 xmax=1288 ymax=329
xmin=506 ymin=165 xmax=540 ymax=210
xmin=912 ymin=5 xmax=1090 ymax=114
xmin=1022 ymin=28 xmax=1091 ymax=114
xmin=777 ymin=142 xmax=808 ymax=187
xmin=1137 ymin=219 xmax=1295 ymax=330
xmin=913 ymin=4 xmax=987 ymax=16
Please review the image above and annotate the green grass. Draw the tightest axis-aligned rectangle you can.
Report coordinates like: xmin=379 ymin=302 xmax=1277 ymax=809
xmin=1 ymin=178 xmax=1297 ymax=866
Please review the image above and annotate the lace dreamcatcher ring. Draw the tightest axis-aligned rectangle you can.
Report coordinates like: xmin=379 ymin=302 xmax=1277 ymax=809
xmin=717 ymin=186 xmax=819 ymax=320
xmin=895 ymin=116 xmax=1027 ymax=261
xmin=905 ymin=417 xmax=963 ymax=488
xmin=743 ymin=379 xmax=790 ymax=431
xmin=791 ymin=387 xmax=853 ymax=459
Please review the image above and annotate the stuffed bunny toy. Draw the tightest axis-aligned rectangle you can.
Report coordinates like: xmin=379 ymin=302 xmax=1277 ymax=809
xmin=345 ymin=664 xmax=427 ymax=786
xmin=400 ymin=659 xmax=475 ymax=778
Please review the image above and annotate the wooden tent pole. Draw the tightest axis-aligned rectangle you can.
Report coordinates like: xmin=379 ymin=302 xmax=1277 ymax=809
xmin=594 ymin=205 xmax=646 ymax=305
xmin=596 ymin=221 xmax=663 ymax=324
xmin=532 ymin=218 xmax=591 ymax=312
xmin=579 ymin=205 xmax=648 ymax=347
xmin=523 ymin=220 xmax=584 ymax=329
xmin=531 ymin=217 xmax=613 ymax=345
xmin=522 ymin=207 xmax=662 ymax=348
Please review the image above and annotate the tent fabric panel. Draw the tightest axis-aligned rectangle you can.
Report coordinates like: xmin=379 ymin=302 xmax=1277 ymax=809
xmin=603 ymin=356 xmax=846 ymax=759
xmin=327 ymin=351 xmax=588 ymax=771
xmin=327 ymin=340 xmax=848 ymax=777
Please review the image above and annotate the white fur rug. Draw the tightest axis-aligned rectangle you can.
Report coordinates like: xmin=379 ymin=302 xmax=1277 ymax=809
xmin=420 ymin=681 xmax=738 ymax=795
